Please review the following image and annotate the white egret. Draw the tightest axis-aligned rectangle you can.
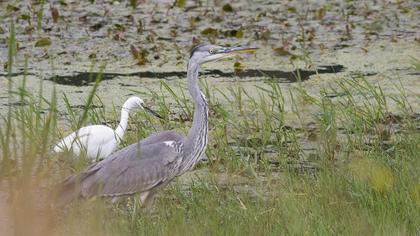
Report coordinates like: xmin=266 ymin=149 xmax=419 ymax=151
xmin=53 ymin=96 xmax=161 ymax=161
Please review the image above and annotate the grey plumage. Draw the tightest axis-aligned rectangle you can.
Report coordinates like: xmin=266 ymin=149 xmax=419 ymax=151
xmin=57 ymin=131 xmax=183 ymax=206
xmin=57 ymin=44 xmax=258 ymax=207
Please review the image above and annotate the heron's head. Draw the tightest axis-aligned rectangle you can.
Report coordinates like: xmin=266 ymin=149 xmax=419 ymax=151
xmin=190 ymin=44 xmax=258 ymax=65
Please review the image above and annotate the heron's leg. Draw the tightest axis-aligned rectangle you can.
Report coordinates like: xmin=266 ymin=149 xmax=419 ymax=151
xmin=139 ymin=191 xmax=149 ymax=203
xmin=111 ymin=196 xmax=119 ymax=203
xmin=140 ymin=191 xmax=156 ymax=212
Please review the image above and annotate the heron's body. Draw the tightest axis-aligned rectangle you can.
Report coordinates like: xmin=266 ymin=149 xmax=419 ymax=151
xmin=54 ymin=96 xmax=159 ymax=161
xmin=59 ymin=132 xmax=185 ymax=206
xmin=57 ymin=44 xmax=257 ymax=207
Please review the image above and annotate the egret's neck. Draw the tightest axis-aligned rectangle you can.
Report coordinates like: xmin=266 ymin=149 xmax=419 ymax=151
xmin=183 ymin=60 xmax=208 ymax=172
xmin=115 ymin=108 xmax=129 ymax=142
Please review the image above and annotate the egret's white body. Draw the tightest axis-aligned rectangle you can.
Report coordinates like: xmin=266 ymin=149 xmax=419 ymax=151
xmin=54 ymin=96 xmax=148 ymax=161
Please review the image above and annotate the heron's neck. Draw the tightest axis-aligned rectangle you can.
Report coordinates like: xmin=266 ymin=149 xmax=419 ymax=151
xmin=185 ymin=60 xmax=208 ymax=168
xmin=115 ymin=108 xmax=129 ymax=142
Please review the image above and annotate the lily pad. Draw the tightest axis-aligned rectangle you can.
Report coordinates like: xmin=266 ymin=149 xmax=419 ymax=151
xmin=234 ymin=61 xmax=244 ymax=71
xmin=222 ymin=4 xmax=233 ymax=12
xmin=6 ymin=4 xmax=20 ymax=12
xmin=176 ymin=0 xmax=185 ymax=8
xmin=273 ymin=47 xmax=291 ymax=56
xmin=90 ymin=21 xmax=105 ymax=31
xmin=130 ymin=45 xmax=149 ymax=65
xmin=260 ymin=30 xmax=271 ymax=41
xmin=20 ymin=14 xmax=31 ymax=21
xmin=51 ymin=6 xmax=60 ymax=23
xmin=35 ymin=37 xmax=52 ymax=47
xmin=201 ymin=27 xmax=218 ymax=36
xmin=317 ymin=7 xmax=326 ymax=20
xmin=235 ymin=30 xmax=244 ymax=38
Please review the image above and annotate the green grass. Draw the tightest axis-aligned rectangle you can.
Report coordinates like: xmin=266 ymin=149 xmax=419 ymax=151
xmin=0 ymin=21 xmax=419 ymax=236
xmin=1 ymin=71 xmax=419 ymax=235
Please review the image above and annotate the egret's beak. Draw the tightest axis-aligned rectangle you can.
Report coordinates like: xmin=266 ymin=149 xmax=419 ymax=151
xmin=143 ymin=106 xmax=163 ymax=119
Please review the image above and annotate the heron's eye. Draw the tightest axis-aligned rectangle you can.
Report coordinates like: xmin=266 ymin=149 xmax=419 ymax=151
xmin=209 ymin=48 xmax=216 ymax=54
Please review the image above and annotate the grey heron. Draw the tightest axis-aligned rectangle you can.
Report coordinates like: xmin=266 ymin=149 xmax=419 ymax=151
xmin=54 ymin=96 xmax=162 ymax=161
xmin=57 ymin=44 xmax=258 ymax=207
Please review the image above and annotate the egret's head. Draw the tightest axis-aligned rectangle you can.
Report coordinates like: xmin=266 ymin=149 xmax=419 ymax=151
xmin=189 ymin=44 xmax=258 ymax=65
xmin=123 ymin=96 xmax=144 ymax=110
xmin=122 ymin=96 xmax=162 ymax=119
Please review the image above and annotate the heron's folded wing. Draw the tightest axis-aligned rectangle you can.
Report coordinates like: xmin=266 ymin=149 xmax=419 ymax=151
xmin=80 ymin=141 xmax=181 ymax=198
xmin=139 ymin=130 xmax=185 ymax=146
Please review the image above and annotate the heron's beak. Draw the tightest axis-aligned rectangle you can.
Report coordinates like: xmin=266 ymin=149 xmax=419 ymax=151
xmin=216 ymin=46 xmax=258 ymax=60
xmin=143 ymin=106 xmax=163 ymax=119
xmin=202 ymin=46 xmax=258 ymax=64
xmin=221 ymin=46 xmax=259 ymax=54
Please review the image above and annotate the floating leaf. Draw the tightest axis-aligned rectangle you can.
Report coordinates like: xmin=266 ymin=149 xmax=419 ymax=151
xmin=235 ymin=30 xmax=244 ymax=38
xmin=130 ymin=45 xmax=148 ymax=65
xmin=20 ymin=14 xmax=31 ymax=21
xmin=213 ymin=16 xmax=223 ymax=23
xmin=114 ymin=24 xmax=126 ymax=31
xmin=222 ymin=3 xmax=233 ymax=12
xmin=145 ymin=33 xmax=155 ymax=43
xmin=51 ymin=5 xmax=60 ymax=23
xmin=234 ymin=61 xmax=244 ymax=72
xmin=223 ymin=30 xmax=243 ymax=38
xmin=90 ymin=21 xmax=104 ymax=31
xmin=129 ymin=0 xmax=138 ymax=9
xmin=113 ymin=31 xmax=126 ymax=41
xmin=255 ymin=12 xmax=266 ymax=20
xmin=35 ymin=37 xmax=51 ymax=47
xmin=6 ymin=4 xmax=20 ymax=12
xmin=58 ymin=0 xmax=68 ymax=6
xmin=176 ymin=0 xmax=185 ymax=8
xmin=260 ymin=30 xmax=271 ymax=41
xmin=289 ymin=55 xmax=299 ymax=61
xmin=25 ymin=25 xmax=35 ymax=34
xmin=287 ymin=7 xmax=296 ymax=13
xmin=273 ymin=47 xmax=291 ymax=56
xmin=79 ymin=15 xmax=88 ymax=22
xmin=224 ymin=30 xmax=234 ymax=37
xmin=89 ymin=53 xmax=96 ymax=59
xmin=131 ymin=45 xmax=141 ymax=59
xmin=201 ymin=27 xmax=218 ymax=36
xmin=317 ymin=7 xmax=326 ymax=20
xmin=0 ymin=26 xmax=4 ymax=34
